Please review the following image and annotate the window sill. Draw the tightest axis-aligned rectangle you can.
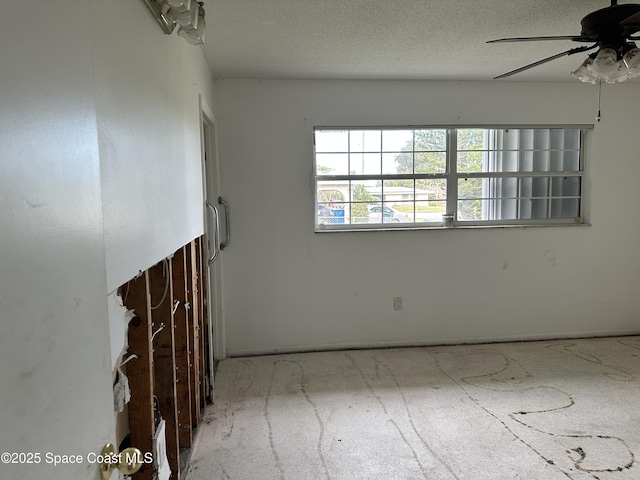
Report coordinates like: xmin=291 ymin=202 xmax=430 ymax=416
xmin=315 ymin=222 xmax=591 ymax=233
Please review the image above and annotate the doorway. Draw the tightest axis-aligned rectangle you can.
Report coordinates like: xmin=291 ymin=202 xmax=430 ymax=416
xmin=200 ymin=97 xmax=226 ymax=390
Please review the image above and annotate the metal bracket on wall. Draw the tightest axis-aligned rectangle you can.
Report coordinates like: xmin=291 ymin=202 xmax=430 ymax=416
xmin=140 ymin=0 xmax=177 ymax=34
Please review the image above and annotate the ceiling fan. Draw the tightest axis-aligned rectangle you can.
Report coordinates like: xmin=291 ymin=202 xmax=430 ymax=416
xmin=488 ymin=0 xmax=640 ymax=82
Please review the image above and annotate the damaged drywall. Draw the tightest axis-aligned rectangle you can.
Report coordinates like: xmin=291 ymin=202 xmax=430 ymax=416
xmin=108 ymin=290 xmax=136 ymax=371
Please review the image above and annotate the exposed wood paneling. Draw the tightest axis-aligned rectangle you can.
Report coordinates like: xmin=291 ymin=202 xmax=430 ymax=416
xmin=172 ymin=247 xmax=193 ymax=448
xmin=119 ymin=237 xmax=210 ymax=480
xmin=186 ymin=240 xmax=201 ymax=427
xmin=123 ymin=273 xmax=155 ymax=480
xmin=149 ymin=260 xmax=180 ymax=479
xmin=195 ymin=237 xmax=208 ymax=404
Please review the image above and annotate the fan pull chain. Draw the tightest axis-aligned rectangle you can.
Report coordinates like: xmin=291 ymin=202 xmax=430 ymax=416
xmin=596 ymin=79 xmax=602 ymax=123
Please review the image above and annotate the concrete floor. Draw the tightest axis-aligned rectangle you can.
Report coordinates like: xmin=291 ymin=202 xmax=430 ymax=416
xmin=185 ymin=336 xmax=640 ymax=479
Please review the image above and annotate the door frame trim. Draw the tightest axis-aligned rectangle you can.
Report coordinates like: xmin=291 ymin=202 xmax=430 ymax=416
xmin=199 ymin=94 xmax=227 ymax=368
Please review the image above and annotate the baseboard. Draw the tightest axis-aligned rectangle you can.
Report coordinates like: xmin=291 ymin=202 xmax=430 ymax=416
xmin=226 ymin=329 xmax=640 ymax=358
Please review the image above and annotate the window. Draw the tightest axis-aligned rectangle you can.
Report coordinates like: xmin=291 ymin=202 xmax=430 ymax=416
xmin=313 ymin=126 xmax=589 ymax=231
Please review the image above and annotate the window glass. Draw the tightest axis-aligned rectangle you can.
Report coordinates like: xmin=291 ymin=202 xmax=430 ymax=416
xmin=314 ymin=126 xmax=587 ymax=230
xmin=315 ymin=130 xmax=348 ymax=152
xmin=350 ymin=130 xmax=381 ymax=152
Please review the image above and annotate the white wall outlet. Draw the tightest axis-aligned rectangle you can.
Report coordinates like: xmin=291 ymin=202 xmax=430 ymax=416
xmin=393 ymin=296 xmax=403 ymax=311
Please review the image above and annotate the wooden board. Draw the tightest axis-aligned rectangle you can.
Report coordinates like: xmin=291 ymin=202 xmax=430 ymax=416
xmin=149 ymin=260 xmax=180 ymax=479
xmin=186 ymin=240 xmax=201 ymax=427
xmin=171 ymin=247 xmax=193 ymax=448
xmin=118 ymin=238 xmax=209 ymax=479
xmin=123 ymin=273 xmax=155 ymax=480
xmin=195 ymin=237 xmax=208 ymax=405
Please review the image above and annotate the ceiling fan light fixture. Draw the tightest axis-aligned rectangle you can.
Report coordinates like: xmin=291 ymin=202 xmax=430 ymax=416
xmin=623 ymin=47 xmax=640 ymax=71
xmin=602 ymin=69 xmax=632 ymax=83
xmin=590 ymin=48 xmax=620 ymax=78
xmin=140 ymin=0 xmax=205 ymax=45
xmin=172 ymin=1 xmax=199 ymax=27
xmin=572 ymin=46 xmax=640 ymax=84
xmin=177 ymin=1 xmax=205 ymax=45
xmin=489 ymin=1 xmax=640 ymax=83
xmin=571 ymin=57 xmax=598 ymax=83
xmin=161 ymin=0 xmax=191 ymax=11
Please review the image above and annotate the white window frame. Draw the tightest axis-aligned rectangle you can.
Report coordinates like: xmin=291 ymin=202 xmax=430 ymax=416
xmin=313 ymin=125 xmax=591 ymax=232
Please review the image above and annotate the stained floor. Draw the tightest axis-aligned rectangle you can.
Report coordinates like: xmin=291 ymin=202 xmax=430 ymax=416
xmin=185 ymin=336 xmax=640 ymax=479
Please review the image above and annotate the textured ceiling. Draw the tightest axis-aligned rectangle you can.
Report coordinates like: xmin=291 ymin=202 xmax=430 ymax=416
xmin=201 ymin=1 xmax=634 ymax=81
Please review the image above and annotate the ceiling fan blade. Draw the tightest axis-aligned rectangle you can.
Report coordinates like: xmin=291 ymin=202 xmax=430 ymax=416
xmin=493 ymin=44 xmax=598 ymax=79
xmin=487 ymin=35 xmax=592 ymax=43
xmin=621 ymin=10 xmax=640 ymax=26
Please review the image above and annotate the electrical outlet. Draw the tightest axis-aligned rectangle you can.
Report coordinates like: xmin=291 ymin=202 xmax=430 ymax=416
xmin=393 ymin=296 xmax=403 ymax=311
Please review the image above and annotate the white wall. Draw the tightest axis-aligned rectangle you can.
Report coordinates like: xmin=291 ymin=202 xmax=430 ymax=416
xmin=0 ymin=1 xmax=214 ymax=478
xmin=0 ymin=2 xmax=115 ymax=479
xmin=92 ymin=0 xmax=215 ymax=293
xmin=212 ymin=79 xmax=640 ymax=356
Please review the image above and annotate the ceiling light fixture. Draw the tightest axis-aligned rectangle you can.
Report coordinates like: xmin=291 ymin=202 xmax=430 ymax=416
xmin=140 ymin=0 xmax=206 ymax=45
xmin=488 ymin=1 xmax=640 ymax=83
xmin=572 ymin=44 xmax=640 ymax=83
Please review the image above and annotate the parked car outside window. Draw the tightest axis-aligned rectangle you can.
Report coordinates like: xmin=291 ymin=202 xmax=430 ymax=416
xmin=368 ymin=205 xmax=408 ymax=223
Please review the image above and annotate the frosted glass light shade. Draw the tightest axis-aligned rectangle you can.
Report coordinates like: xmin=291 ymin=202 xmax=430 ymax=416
xmin=173 ymin=2 xmax=199 ymax=27
xmin=140 ymin=0 xmax=204 ymax=44
xmin=166 ymin=0 xmax=190 ymax=11
xmin=178 ymin=8 xmax=205 ymax=45
xmin=571 ymin=58 xmax=597 ymax=84
xmin=590 ymin=48 xmax=620 ymax=78
xmin=623 ymin=48 xmax=640 ymax=73
xmin=572 ymin=47 xmax=640 ymax=84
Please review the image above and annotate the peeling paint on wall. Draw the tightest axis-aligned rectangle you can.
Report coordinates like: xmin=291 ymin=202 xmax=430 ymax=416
xmin=108 ymin=291 xmax=136 ymax=371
